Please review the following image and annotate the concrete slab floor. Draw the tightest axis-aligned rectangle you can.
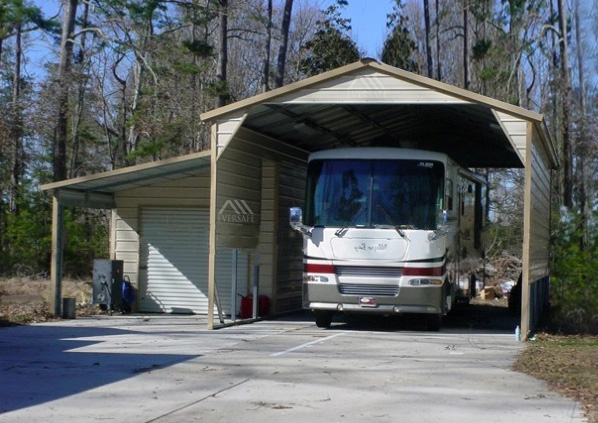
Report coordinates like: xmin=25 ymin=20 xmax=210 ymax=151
xmin=0 ymin=314 xmax=585 ymax=423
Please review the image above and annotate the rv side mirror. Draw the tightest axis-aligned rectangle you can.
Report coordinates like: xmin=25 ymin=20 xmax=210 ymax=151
xmin=430 ymin=210 xmax=450 ymax=241
xmin=290 ymin=207 xmax=311 ymax=237
xmin=289 ymin=207 xmax=303 ymax=227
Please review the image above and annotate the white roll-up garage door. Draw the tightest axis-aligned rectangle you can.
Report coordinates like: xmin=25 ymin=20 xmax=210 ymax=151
xmin=139 ymin=208 xmax=247 ymax=314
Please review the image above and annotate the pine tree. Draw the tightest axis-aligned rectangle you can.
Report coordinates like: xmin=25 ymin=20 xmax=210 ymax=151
xmin=298 ymin=0 xmax=360 ymax=77
xmin=381 ymin=0 xmax=419 ymax=73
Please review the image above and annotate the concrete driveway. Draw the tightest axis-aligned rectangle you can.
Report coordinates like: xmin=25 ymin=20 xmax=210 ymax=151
xmin=0 ymin=312 xmax=585 ymax=423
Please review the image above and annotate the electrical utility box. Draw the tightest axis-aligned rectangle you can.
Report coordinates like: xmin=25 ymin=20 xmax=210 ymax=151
xmin=92 ymin=259 xmax=124 ymax=311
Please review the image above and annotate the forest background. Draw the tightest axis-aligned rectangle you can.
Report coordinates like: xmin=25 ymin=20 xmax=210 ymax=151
xmin=0 ymin=0 xmax=597 ymax=331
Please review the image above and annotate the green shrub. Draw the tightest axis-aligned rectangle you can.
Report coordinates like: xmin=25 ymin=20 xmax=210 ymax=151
xmin=550 ymin=210 xmax=598 ymax=334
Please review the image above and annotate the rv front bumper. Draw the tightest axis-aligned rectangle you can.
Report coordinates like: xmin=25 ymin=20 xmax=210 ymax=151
xmin=304 ymin=283 xmax=443 ymax=315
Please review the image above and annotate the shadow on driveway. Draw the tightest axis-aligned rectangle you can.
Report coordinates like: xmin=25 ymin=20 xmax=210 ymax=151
xmin=0 ymin=324 xmax=199 ymax=414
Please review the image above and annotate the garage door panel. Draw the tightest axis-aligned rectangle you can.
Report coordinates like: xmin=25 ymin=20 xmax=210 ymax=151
xmin=140 ymin=208 xmax=247 ymax=315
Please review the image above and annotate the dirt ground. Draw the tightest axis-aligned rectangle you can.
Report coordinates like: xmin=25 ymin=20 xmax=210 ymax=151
xmin=0 ymin=277 xmax=95 ymax=326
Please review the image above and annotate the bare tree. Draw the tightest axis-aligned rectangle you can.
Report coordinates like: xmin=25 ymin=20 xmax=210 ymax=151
xmin=423 ymin=0 xmax=433 ymax=78
xmin=275 ymin=0 xmax=294 ymax=88
xmin=9 ymin=24 xmax=23 ymax=214
xmin=263 ymin=0 xmax=273 ymax=92
xmin=217 ymin=0 xmax=229 ymax=107
xmin=558 ymin=0 xmax=573 ymax=208
xmin=462 ymin=0 xmax=469 ymax=89
xmin=435 ymin=0 xmax=441 ymax=80
xmin=53 ymin=0 xmax=78 ymax=182
xmin=573 ymin=0 xmax=589 ymax=247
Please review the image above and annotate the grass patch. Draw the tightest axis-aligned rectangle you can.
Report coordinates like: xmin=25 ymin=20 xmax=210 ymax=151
xmin=514 ymin=333 xmax=598 ymax=423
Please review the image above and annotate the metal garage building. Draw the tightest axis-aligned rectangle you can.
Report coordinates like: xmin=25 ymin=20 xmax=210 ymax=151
xmin=42 ymin=59 xmax=557 ymax=339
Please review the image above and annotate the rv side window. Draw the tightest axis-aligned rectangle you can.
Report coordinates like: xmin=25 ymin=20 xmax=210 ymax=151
xmin=446 ymin=179 xmax=453 ymax=211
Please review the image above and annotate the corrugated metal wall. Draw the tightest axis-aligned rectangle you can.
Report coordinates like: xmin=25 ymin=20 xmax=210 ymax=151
xmin=275 ymin=162 xmax=306 ymax=312
xmin=522 ymin=124 xmax=553 ymax=336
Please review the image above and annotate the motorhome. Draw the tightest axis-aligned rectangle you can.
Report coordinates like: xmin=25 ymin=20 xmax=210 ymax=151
xmin=290 ymin=148 xmax=487 ymax=329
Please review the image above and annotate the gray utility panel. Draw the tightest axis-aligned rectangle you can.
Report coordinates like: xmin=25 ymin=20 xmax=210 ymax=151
xmin=92 ymin=259 xmax=124 ymax=311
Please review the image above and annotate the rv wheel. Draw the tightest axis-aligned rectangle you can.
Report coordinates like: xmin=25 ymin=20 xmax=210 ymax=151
xmin=425 ymin=314 xmax=442 ymax=331
xmin=314 ymin=310 xmax=334 ymax=328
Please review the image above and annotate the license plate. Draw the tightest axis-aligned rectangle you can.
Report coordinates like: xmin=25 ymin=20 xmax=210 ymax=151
xmin=359 ymin=296 xmax=378 ymax=307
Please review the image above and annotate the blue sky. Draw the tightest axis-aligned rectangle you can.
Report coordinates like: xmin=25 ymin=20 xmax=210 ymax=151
xmin=341 ymin=0 xmax=395 ymax=58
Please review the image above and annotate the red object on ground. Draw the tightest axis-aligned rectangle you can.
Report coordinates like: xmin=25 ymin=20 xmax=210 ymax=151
xmin=240 ymin=295 xmax=270 ymax=318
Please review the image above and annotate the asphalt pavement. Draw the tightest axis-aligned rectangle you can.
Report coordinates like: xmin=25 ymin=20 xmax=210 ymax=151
xmin=0 ymin=312 xmax=586 ymax=423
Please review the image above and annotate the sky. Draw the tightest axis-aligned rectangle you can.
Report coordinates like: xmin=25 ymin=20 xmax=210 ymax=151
xmin=339 ymin=0 xmax=395 ymax=58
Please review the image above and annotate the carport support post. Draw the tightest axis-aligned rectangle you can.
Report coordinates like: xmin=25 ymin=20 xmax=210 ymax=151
xmin=51 ymin=193 xmax=65 ymax=317
xmin=207 ymin=125 xmax=218 ymax=330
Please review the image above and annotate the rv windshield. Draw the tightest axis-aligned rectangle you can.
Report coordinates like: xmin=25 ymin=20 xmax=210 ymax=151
xmin=305 ymin=159 xmax=444 ymax=230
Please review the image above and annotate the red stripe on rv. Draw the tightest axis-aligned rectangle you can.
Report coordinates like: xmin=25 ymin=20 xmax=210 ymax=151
xmin=402 ymin=266 xmax=445 ymax=277
xmin=304 ymin=263 xmax=335 ymax=273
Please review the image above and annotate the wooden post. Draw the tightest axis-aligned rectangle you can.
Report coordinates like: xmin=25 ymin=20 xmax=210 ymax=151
xmin=51 ymin=193 xmax=65 ymax=317
xmin=207 ymin=124 xmax=218 ymax=330
xmin=521 ymin=122 xmax=533 ymax=341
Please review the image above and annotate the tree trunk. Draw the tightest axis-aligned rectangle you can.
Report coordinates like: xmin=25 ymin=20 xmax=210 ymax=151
xmin=423 ymin=0 xmax=433 ymax=78
xmin=573 ymin=0 xmax=587 ymax=247
xmin=10 ymin=24 xmax=23 ymax=214
xmin=558 ymin=0 xmax=572 ymax=209
xmin=69 ymin=1 xmax=89 ymax=179
xmin=216 ymin=0 xmax=228 ymax=108
xmin=53 ymin=0 xmax=78 ymax=182
xmin=274 ymin=0 xmax=293 ymax=88
xmin=263 ymin=0 xmax=273 ymax=92
xmin=462 ymin=0 xmax=469 ymax=89
xmin=435 ymin=0 xmax=441 ymax=81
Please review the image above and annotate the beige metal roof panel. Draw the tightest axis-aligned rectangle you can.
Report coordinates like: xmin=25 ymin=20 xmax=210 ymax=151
xmin=493 ymin=111 xmax=529 ymax=165
xmin=275 ymin=68 xmax=471 ymax=104
xmin=200 ymin=59 xmax=544 ymax=123
xmin=41 ymin=151 xmax=212 ymax=207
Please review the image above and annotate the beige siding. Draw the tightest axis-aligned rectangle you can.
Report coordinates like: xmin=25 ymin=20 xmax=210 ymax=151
xmin=258 ymin=160 xmax=278 ymax=301
xmin=525 ymin=128 xmax=552 ymax=281
xmin=112 ymin=173 xmax=211 ymax=288
xmin=215 ymin=127 xmax=308 ymax=313
xmin=276 ymin=69 xmax=471 ymax=104
xmin=275 ymin=162 xmax=307 ymax=313
xmin=522 ymin=124 xmax=552 ymax=337
xmin=215 ymin=137 xmax=262 ymax=249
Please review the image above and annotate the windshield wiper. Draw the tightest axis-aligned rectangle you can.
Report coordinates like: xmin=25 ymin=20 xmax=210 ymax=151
xmin=334 ymin=208 xmax=366 ymax=237
xmin=376 ymin=204 xmax=410 ymax=240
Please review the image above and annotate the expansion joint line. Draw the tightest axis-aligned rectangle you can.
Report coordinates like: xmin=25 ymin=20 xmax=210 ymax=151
xmin=145 ymin=378 xmax=250 ymax=423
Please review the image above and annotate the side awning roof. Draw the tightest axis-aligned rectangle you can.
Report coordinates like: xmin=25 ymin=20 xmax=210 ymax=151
xmin=41 ymin=151 xmax=211 ymax=208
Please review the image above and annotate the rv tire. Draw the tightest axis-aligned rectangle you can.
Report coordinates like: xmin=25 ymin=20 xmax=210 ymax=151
xmin=425 ymin=314 xmax=442 ymax=331
xmin=314 ymin=310 xmax=334 ymax=328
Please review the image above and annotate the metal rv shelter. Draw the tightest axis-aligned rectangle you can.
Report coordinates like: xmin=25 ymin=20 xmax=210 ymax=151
xmin=42 ymin=59 xmax=557 ymax=340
